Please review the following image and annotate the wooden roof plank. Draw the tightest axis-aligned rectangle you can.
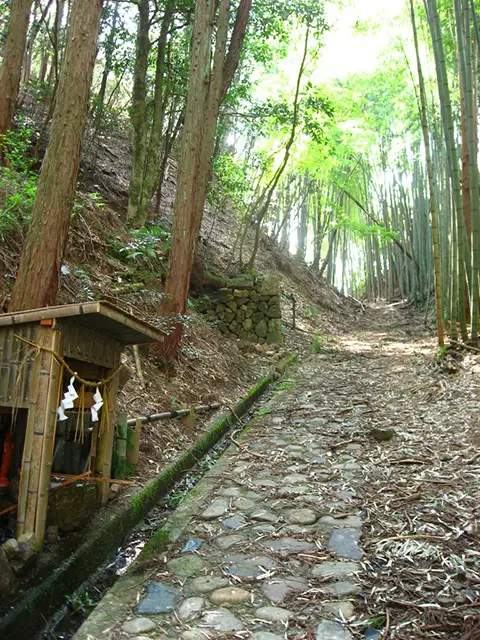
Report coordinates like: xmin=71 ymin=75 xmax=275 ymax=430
xmin=0 ymin=301 xmax=164 ymax=345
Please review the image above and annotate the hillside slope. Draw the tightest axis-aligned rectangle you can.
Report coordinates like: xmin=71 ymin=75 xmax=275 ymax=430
xmin=0 ymin=133 xmax=359 ymax=483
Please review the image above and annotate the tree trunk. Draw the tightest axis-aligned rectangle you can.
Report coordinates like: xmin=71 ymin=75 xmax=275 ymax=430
xmin=9 ymin=0 xmax=103 ymax=312
xmin=296 ymin=175 xmax=309 ymax=260
xmin=137 ymin=1 xmax=175 ymax=224
xmin=127 ymin=0 xmax=150 ymax=225
xmin=94 ymin=2 xmax=118 ymax=128
xmin=247 ymin=25 xmax=310 ymax=269
xmin=159 ymin=0 xmax=252 ymax=359
xmin=426 ymin=0 xmax=469 ymax=340
xmin=0 ymin=0 xmax=34 ymax=155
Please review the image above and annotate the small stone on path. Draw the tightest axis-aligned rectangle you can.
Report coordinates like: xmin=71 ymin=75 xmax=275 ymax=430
xmin=284 ymin=474 xmax=309 ymax=484
xmin=134 ymin=582 xmax=181 ymax=614
xmin=278 ymin=485 xmax=310 ymax=496
xmin=121 ymin=617 xmax=156 ymax=634
xmin=319 ymin=515 xmax=362 ymax=528
xmin=323 ymin=600 xmax=354 ymax=618
xmin=180 ymin=538 xmax=203 ymax=553
xmin=181 ymin=629 xmax=215 ymax=640
xmin=190 ymin=576 xmax=229 ymax=593
xmin=201 ymin=607 xmax=244 ymax=631
xmin=286 ymin=508 xmax=317 ymax=524
xmin=225 ymin=554 xmax=279 ymax=570
xmin=262 ymin=537 xmax=316 ymax=556
xmin=250 ymin=509 xmax=278 ymax=523
xmin=234 ymin=497 xmax=257 ymax=511
xmin=200 ymin=499 xmax=228 ymax=520
xmin=215 ymin=534 xmax=244 ymax=550
xmin=221 ymin=514 xmax=247 ymax=530
xmin=262 ymin=577 xmax=308 ymax=603
xmin=177 ymin=597 xmax=205 ymax=621
xmin=323 ymin=580 xmax=360 ymax=596
xmin=328 ymin=528 xmax=363 ymax=560
xmin=311 ymin=561 xmax=361 ymax=579
xmin=167 ymin=555 xmax=206 ymax=577
xmin=252 ymin=478 xmax=279 ymax=487
xmin=255 ymin=606 xmax=292 ymax=622
xmin=316 ymin=620 xmax=353 ymax=640
xmin=221 ymin=487 xmax=243 ymax=497
xmin=209 ymin=586 xmax=250 ymax=604
xmin=252 ymin=633 xmax=285 ymax=640
xmin=370 ymin=427 xmax=397 ymax=442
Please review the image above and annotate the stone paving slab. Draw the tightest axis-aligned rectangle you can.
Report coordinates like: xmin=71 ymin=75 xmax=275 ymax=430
xmin=74 ymin=358 xmax=363 ymax=640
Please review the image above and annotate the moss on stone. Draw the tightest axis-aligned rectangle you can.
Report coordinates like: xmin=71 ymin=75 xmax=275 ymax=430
xmin=140 ymin=529 xmax=170 ymax=561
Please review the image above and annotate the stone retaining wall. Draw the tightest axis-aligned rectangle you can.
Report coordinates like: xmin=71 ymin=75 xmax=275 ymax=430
xmin=198 ymin=276 xmax=283 ymax=345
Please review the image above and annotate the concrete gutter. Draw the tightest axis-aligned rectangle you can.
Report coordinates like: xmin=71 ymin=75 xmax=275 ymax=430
xmin=0 ymin=355 xmax=296 ymax=640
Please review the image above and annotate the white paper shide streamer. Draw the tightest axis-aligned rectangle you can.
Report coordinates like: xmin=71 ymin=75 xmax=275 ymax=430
xmin=91 ymin=387 xmax=103 ymax=423
xmin=57 ymin=376 xmax=78 ymax=421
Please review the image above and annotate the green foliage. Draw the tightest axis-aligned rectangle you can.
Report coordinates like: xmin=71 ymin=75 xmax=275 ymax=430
xmin=108 ymin=225 xmax=170 ymax=264
xmin=0 ymin=125 xmax=38 ymax=238
xmin=337 ymin=216 xmax=398 ymax=242
xmin=277 ymin=380 xmax=294 ymax=390
xmin=65 ymin=590 xmax=96 ymax=614
xmin=304 ymin=305 xmax=320 ymax=318
xmin=211 ymin=153 xmax=250 ymax=208
xmin=311 ymin=330 xmax=326 ymax=353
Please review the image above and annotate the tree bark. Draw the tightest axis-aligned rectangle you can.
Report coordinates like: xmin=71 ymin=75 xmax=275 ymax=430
xmin=94 ymin=2 xmax=119 ymax=127
xmin=159 ymin=0 xmax=252 ymax=359
xmin=137 ymin=1 xmax=175 ymax=224
xmin=0 ymin=0 xmax=34 ymax=155
xmin=126 ymin=0 xmax=150 ymax=225
xmin=9 ymin=0 xmax=103 ymax=312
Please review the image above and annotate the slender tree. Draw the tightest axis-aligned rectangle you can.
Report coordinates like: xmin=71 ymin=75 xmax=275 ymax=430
xmin=0 ymin=0 xmax=34 ymax=157
xmin=9 ymin=0 xmax=103 ymax=311
xmin=159 ymin=0 xmax=252 ymax=359
xmin=410 ymin=0 xmax=445 ymax=345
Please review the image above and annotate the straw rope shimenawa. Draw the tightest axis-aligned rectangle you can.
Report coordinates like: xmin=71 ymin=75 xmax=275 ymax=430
xmin=13 ymin=333 xmax=123 ymax=439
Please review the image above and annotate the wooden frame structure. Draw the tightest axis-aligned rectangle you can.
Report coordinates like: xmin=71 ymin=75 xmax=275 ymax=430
xmin=0 ymin=301 xmax=163 ymax=549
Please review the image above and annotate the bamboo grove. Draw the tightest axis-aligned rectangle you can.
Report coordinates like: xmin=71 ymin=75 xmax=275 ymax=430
xmin=221 ymin=0 xmax=480 ymax=348
xmin=1 ymin=0 xmax=480 ymax=353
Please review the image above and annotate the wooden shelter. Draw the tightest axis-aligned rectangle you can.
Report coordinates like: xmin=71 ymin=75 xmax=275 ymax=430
xmin=0 ymin=301 xmax=163 ymax=549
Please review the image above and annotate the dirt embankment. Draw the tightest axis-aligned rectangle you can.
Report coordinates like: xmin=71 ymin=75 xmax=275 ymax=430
xmin=0 ymin=131 xmax=359 ymax=484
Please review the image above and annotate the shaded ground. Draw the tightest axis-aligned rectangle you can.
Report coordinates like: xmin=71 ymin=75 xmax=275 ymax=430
xmin=71 ymin=304 xmax=480 ymax=640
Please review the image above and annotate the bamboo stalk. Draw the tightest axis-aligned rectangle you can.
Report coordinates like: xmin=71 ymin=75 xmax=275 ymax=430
xmin=16 ymin=328 xmax=50 ymax=537
xmin=126 ymin=418 xmax=142 ymax=465
xmin=34 ymin=330 xmax=63 ymax=547
xmin=125 ymin=402 xmax=220 ymax=427
xmin=95 ymin=368 xmax=119 ymax=504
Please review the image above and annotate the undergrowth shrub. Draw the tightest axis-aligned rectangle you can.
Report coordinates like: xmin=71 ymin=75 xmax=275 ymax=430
xmin=311 ymin=330 xmax=326 ymax=354
xmin=0 ymin=125 xmax=38 ymax=239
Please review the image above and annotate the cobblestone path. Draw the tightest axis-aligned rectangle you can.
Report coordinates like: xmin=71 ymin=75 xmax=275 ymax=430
xmin=74 ymin=307 xmax=479 ymax=640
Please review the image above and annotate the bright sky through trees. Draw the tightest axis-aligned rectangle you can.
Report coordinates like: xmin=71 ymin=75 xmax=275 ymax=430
xmin=318 ymin=0 xmax=406 ymax=79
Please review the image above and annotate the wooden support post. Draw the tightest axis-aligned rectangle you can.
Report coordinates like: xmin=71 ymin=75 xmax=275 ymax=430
xmin=114 ymin=412 xmax=127 ymax=480
xmin=17 ymin=326 xmax=63 ymax=549
xmin=126 ymin=418 xmax=142 ymax=466
xmin=95 ymin=369 xmax=119 ymax=504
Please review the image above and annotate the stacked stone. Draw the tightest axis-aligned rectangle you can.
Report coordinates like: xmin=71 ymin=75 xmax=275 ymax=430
xmin=200 ymin=276 xmax=283 ymax=345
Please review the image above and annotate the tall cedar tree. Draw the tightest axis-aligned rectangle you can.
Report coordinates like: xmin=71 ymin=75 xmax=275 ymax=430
xmin=9 ymin=0 xmax=103 ymax=311
xmin=0 ymin=0 xmax=34 ymax=157
xmin=159 ymin=0 xmax=252 ymax=360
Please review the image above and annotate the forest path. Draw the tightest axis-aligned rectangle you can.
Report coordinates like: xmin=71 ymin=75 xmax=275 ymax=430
xmin=74 ymin=305 xmax=480 ymax=640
